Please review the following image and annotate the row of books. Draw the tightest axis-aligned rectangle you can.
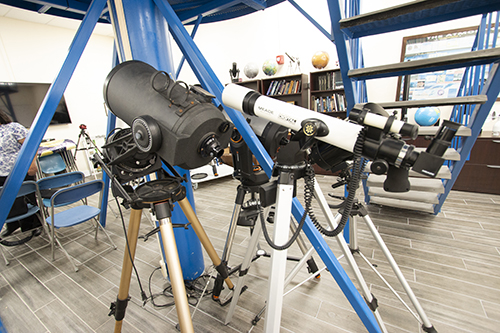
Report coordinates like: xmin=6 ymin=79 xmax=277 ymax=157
xmin=313 ymin=93 xmax=346 ymax=113
xmin=315 ymin=71 xmax=343 ymax=91
xmin=265 ymin=79 xmax=301 ymax=96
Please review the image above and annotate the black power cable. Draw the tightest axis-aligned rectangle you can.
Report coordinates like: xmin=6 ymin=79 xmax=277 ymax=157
xmin=311 ymin=128 xmax=367 ymax=237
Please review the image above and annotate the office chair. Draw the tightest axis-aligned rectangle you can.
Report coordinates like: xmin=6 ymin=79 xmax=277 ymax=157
xmin=44 ymin=179 xmax=117 ymax=271
xmin=0 ymin=181 xmax=48 ymax=265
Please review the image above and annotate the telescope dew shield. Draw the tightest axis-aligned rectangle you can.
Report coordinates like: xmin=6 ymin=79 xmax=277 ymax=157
xmin=104 ymin=60 xmax=231 ymax=170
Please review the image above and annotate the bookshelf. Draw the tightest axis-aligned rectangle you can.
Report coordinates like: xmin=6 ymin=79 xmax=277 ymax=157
xmin=310 ymin=69 xmax=347 ymax=116
xmin=310 ymin=69 xmax=347 ymax=176
xmin=235 ymin=79 xmax=262 ymax=93
xmin=261 ymin=73 xmax=309 ymax=108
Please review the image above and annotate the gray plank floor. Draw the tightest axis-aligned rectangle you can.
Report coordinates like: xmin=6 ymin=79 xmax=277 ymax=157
xmin=0 ymin=174 xmax=499 ymax=333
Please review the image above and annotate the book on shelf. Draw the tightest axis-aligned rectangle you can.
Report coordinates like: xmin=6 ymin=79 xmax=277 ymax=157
xmin=313 ymin=93 xmax=346 ymax=113
xmin=315 ymin=71 xmax=343 ymax=91
xmin=265 ymin=78 xmax=303 ymax=95
xmin=288 ymin=80 xmax=295 ymax=94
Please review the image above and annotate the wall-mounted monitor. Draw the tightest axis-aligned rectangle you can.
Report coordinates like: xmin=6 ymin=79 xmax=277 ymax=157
xmin=0 ymin=82 xmax=72 ymax=127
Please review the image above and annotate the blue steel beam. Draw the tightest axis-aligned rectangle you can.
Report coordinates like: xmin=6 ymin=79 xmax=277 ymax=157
xmin=178 ymin=0 xmax=242 ymax=24
xmin=327 ymin=0 xmax=357 ymax=111
xmin=287 ymin=0 xmax=333 ymax=42
xmin=0 ymin=0 xmax=107 ymax=231
xmin=154 ymin=0 xmax=274 ymax=176
xmin=292 ymin=199 xmax=382 ymax=333
xmin=176 ymin=15 xmax=203 ymax=78
xmin=99 ymin=47 xmax=119 ymax=227
xmin=435 ymin=60 xmax=500 ymax=214
xmin=154 ymin=1 xmax=381 ymax=331
xmin=0 ymin=0 xmax=110 ymax=22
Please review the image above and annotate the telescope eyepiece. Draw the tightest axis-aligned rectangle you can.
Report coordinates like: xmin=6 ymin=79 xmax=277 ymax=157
xmin=200 ymin=135 xmax=224 ymax=159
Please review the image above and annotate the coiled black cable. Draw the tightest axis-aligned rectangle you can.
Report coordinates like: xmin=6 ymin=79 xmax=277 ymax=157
xmin=259 ymin=165 xmax=313 ymax=251
xmin=312 ymin=128 xmax=366 ymax=237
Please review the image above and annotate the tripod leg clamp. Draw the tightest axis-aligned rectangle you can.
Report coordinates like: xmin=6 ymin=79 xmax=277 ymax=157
xmin=109 ymin=296 xmax=130 ymax=321
xmin=364 ymin=293 xmax=378 ymax=312
xmin=215 ymin=261 xmax=230 ymax=280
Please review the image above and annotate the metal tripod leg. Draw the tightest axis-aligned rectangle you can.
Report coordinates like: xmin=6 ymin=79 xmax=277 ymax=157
xmin=178 ymin=198 xmax=234 ymax=291
xmin=113 ymin=204 xmax=194 ymax=333
xmin=358 ymin=213 xmax=435 ymax=331
xmin=264 ymin=177 xmax=294 ymax=332
xmin=211 ymin=185 xmax=245 ymax=301
xmin=224 ymin=207 xmax=266 ymax=325
xmin=313 ymin=180 xmax=388 ymax=333
xmin=113 ymin=208 xmax=142 ymax=333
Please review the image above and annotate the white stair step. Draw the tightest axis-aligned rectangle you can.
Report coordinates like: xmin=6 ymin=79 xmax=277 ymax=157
xmin=364 ymin=162 xmax=451 ymax=179
xmin=355 ymin=96 xmax=486 ymax=110
xmin=417 ymin=125 xmax=471 ymax=137
xmin=369 ymin=196 xmax=435 ymax=214
xmin=367 ymin=174 xmax=444 ymax=193
xmin=413 ymin=147 xmax=460 ymax=161
xmin=368 ymin=187 xmax=439 ymax=204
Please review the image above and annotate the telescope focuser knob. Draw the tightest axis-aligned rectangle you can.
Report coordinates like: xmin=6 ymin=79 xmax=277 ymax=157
xmin=301 ymin=119 xmax=329 ymax=137
xmin=371 ymin=159 xmax=389 ymax=175
xmin=132 ymin=116 xmax=162 ymax=153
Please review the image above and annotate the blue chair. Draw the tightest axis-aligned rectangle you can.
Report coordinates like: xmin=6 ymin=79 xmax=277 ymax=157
xmin=37 ymin=171 xmax=85 ymax=211
xmin=0 ymin=181 xmax=49 ymax=265
xmin=37 ymin=152 xmax=68 ymax=177
xmin=45 ymin=179 xmax=117 ymax=271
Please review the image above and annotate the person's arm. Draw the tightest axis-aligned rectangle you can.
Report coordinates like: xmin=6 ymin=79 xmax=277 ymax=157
xmin=18 ymin=138 xmax=38 ymax=176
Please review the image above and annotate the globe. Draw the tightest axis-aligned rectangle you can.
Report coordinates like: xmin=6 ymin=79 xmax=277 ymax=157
xmin=244 ymin=62 xmax=259 ymax=79
xmin=262 ymin=59 xmax=278 ymax=76
xmin=312 ymin=51 xmax=329 ymax=69
xmin=414 ymin=106 xmax=441 ymax=126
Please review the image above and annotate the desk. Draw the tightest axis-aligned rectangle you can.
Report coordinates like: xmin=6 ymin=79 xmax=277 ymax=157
xmin=36 ymin=139 xmax=78 ymax=178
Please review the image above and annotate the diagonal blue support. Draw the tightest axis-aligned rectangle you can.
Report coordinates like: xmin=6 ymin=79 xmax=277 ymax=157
xmin=99 ymin=47 xmax=119 ymax=227
xmin=292 ymin=199 xmax=382 ymax=332
xmin=327 ymin=0 xmax=357 ymax=111
xmin=178 ymin=0 xmax=240 ymax=24
xmin=435 ymin=61 xmax=500 ymax=214
xmin=287 ymin=0 xmax=333 ymax=42
xmin=176 ymin=14 xmax=203 ymax=78
xmin=155 ymin=1 xmax=380 ymax=331
xmin=154 ymin=0 xmax=274 ymax=176
xmin=0 ymin=0 xmax=107 ymax=231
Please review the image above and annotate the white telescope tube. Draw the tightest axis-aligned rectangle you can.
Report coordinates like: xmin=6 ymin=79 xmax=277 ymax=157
xmin=222 ymin=84 xmax=363 ymax=153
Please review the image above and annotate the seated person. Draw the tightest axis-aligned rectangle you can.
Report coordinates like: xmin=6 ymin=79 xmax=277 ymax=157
xmin=0 ymin=109 xmax=41 ymax=239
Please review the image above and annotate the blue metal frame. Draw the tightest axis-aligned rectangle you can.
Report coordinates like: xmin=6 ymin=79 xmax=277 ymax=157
xmin=327 ymin=0 xmax=356 ymax=111
xmin=108 ymin=0 xmax=205 ymax=281
xmin=0 ymin=0 xmax=107 ymax=232
xmin=435 ymin=12 xmax=500 ymax=214
xmin=287 ymin=0 xmax=333 ymax=41
xmin=153 ymin=1 xmax=381 ymax=331
xmin=176 ymin=14 xmax=203 ymax=79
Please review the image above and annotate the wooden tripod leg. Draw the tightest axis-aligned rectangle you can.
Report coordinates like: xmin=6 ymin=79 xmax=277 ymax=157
xmin=178 ymin=198 xmax=234 ymax=290
xmin=114 ymin=208 xmax=142 ymax=333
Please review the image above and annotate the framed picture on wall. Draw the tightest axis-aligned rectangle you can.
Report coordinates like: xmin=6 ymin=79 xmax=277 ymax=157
xmin=396 ymin=25 xmax=500 ymax=102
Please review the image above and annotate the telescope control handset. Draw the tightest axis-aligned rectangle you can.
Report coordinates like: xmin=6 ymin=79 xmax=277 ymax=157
xmin=222 ymin=84 xmax=460 ymax=181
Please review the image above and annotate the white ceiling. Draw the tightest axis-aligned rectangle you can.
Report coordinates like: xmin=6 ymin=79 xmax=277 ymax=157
xmin=0 ymin=3 xmax=114 ymax=37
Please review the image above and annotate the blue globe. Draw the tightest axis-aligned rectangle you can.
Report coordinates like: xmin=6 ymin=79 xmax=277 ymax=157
xmin=262 ymin=59 xmax=278 ymax=76
xmin=414 ymin=107 xmax=440 ymax=126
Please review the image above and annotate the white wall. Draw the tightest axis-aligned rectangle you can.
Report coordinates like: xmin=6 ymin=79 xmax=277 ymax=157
xmin=0 ymin=12 xmax=115 ymax=173
xmin=1 ymin=1 xmax=498 ymax=176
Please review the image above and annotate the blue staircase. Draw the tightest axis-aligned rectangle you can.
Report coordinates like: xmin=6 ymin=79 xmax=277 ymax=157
xmin=328 ymin=0 xmax=500 ymax=214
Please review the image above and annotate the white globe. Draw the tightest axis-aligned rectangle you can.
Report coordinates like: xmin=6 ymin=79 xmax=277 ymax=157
xmin=244 ymin=62 xmax=259 ymax=79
